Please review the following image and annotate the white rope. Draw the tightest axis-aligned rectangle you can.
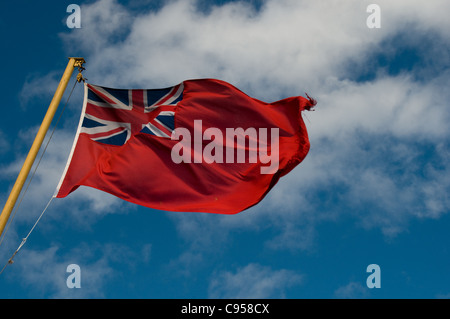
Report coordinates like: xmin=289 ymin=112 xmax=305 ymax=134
xmin=22 ymin=196 xmax=54 ymax=249
xmin=0 ymin=196 xmax=54 ymax=275
xmin=0 ymin=76 xmax=81 ymax=275
xmin=0 ymin=79 xmax=78 ymax=249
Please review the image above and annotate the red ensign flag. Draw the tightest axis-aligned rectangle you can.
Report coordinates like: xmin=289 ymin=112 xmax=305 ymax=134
xmin=55 ymin=79 xmax=316 ymax=214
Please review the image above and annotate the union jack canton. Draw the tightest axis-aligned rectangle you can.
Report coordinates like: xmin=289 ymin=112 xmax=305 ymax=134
xmin=80 ymin=83 xmax=183 ymax=145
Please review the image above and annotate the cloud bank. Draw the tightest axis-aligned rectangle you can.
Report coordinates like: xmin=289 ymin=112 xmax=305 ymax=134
xmin=43 ymin=0 xmax=450 ymax=251
xmin=3 ymin=0 xmax=449 ymax=297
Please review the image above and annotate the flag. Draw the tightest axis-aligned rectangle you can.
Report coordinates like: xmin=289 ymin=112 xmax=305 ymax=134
xmin=55 ymin=78 xmax=316 ymax=214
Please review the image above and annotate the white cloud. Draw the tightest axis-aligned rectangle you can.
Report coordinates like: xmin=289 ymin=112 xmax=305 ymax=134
xmin=8 ymin=244 xmax=113 ymax=298
xmin=208 ymin=263 xmax=303 ymax=298
xmin=333 ymin=281 xmax=370 ymax=299
xmin=63 ymin=0 xmax=450 ymax=89
xmin=4 ymin=241 xmax=151 ymax=298
xmin=19 ymin=71 xmax=63 ymax=109
xmin=308 ymin=74 xmax=450 ymax=141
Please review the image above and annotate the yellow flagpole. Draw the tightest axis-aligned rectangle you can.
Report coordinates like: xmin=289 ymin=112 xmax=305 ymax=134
xmin=0 ymin=57 xmax=85 ymax=239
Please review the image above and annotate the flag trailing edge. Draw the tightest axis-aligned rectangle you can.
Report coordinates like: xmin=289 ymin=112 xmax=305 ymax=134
xmin=55 ymin=78 xmax=316 ymax=214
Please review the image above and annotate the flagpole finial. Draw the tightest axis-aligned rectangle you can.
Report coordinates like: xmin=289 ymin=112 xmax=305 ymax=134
xmin=70 ymin=57 xmax=86 ymax=68
xmin=71 ymin=57 xmax=87 ymax=83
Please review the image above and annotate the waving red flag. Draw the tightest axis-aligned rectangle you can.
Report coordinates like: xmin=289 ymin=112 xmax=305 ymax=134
xmin=55 ymin=79 xmax=316 ymax=214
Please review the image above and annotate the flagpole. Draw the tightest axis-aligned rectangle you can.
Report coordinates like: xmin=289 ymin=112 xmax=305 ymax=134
xmin=0 ymin=57 xmax=85 ymax=239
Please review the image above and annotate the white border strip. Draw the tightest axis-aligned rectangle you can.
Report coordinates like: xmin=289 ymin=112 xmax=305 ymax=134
xmin=53 ymin=83 xmax=89 ymax=197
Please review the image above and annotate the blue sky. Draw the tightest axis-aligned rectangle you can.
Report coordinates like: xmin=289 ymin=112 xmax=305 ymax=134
xmin=0 ymin=0 xmax=449 ymax=299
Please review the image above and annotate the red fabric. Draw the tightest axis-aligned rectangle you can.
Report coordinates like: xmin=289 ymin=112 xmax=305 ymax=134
xmin=56 ymin=79 xmax=316 ymax=214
